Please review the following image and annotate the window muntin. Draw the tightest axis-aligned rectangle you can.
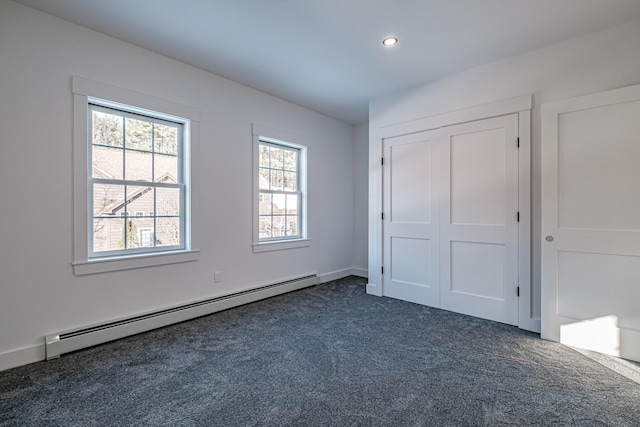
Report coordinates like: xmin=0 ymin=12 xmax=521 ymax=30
xmin=89 ymin=103 xmax=185 ymax=258
xmin=258 ymin=140 xmax=302 ymax=241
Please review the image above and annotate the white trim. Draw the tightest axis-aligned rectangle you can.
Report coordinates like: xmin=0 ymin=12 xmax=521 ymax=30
xmin=73 ymin=93 xmax=90 ymax=264
xmin=252 ymin=124 xmax=309 ymax=147
xmin=0 ymin=344 xmax=45 ymax=372
xmin=377 ymin=95 xmax=532 ymax=139
xmin=72 ymin=76 xmax=200 ymax=274
xmin=368 ymin=95 xmax=536 ymax=332
xmin=351 ymin=267 xmax=368 ymax=278
xmin=318 ymin=268 xmax=353 ymax=283
xmin=366 ymin=282 xmax=382 ymax=296
xmin=73 ymin=76 xmax=199 ymax=121
xmin=251 ymin=239 xmax=311 ymax=253
xmin=517 ymin=110 xmax=540 ymax=333
xmin=73 ymin=249 xmax=200 ymax=276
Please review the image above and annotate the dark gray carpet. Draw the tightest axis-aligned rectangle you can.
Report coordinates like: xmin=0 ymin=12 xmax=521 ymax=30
xmin=1 ymin=276 xmax=639 ymax=426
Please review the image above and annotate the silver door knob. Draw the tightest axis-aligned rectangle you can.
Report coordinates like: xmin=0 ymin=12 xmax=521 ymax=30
xmin=545 ymin=235 xmax=554 ymax=242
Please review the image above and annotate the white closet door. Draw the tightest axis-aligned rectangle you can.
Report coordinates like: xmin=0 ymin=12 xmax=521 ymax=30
xmin=439 ymin=115 xmax=520 ymax=325
xmin=382 ymin=130 xmax=440 ymax=306
xmin=542 ymin=85 xmax=640 ymax=363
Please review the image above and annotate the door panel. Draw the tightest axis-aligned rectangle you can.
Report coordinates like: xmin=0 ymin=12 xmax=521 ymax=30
xmin=450 ymin=241 xmax=505 ymax=300
xmin=558 ymin=102 xmax=640 ymax=231
xmin=450 ymin=127 xmax=506 ymax=226
xmin=542 ymin=85 xmax=640 ymax=362
xmin=390 ymin=237 xmax=432 ymax=287
xmin=440 ymin=115 xmax=519 ymax=325
xmin=383 ymin=130 xmax=440 ymax=306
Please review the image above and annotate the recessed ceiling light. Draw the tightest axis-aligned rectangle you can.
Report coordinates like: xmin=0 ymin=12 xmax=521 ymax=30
xmin=382 ymin=36 xmax=398 ymax=47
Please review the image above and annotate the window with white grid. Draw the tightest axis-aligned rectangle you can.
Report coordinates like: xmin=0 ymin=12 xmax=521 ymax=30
xmin=258 ymin=140 xmax=301 ymax=241
xmin=89 ymin=103 xmax=186 ymax=258
xmin=252 ymin=124 xmax=309 ymax=252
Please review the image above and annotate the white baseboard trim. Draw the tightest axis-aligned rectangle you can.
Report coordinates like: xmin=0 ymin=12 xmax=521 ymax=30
xmin=0 ymin=344 xmax=45 ymax=372
xmin=350 ymin=267 xmax=368 ymax=278
xmin=318 ymin=268 xmax=353 ymax=283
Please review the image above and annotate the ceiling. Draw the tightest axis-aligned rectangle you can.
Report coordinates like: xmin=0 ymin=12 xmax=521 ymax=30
xmin=13 ymin=0 xmax=640 ymax=124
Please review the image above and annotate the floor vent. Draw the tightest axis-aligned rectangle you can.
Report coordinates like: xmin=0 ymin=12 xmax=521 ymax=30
xmin=45 ymin=274 xmax=319 ymax=360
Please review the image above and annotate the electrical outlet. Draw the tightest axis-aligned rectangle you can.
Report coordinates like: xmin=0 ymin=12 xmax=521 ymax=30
xmin=214 ymin=271 xmax=222 ymax=283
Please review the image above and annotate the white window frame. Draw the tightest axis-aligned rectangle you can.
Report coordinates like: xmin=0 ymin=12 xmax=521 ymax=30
xmin=252 ymin=124 xmax=310 ymax=253
xmin=72 ymin=76 xmax=200 ymax=275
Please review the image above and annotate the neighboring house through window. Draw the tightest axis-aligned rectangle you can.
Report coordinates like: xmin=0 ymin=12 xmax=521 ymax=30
xmin=252 ymin=124 xmax=310 ymax=253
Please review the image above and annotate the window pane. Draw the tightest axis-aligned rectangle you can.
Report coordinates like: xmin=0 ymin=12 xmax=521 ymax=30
xmin=127 ymin=184 xmax=154 ymax=215
xmin=259 ymin=216 xmax=272 ymax=239
xmin=125 ymin=117 xmax=152 ymax=151
xmin=155 ymin=153 xmax=178 ymax=183
xmin=93 ymin=183 xmax=124 ymax=216
xmin=285 ymin=216 xmax=298 ymax=236
xmin=285 ymin=194 xmax=298 ymax=215
xmin=272 ymin=194 xmax=286 ymax=213
xmin=156 ymin=187 xmax=181 ymax=216
xmin=271 ymin=170 xmax=283 ymax=191
xmin=120 ymin=218 xmax=146 ymax=249
xmin=156 ymin=217 xmax=181 ymax=247
xmin=284 ymin=150 xmax=297 ymax=171
xmin=259 ymin=168 xmax=270 ymax=190
xmin=92 ymin=110 xmax=123 ymax=147
xmin=154 ymin=123 xmax=178 ymax=155
xmin=272 ymin=215 xmax=286 ymax=237
xmin=259 ymin=145 xmax=270 ymax=168
xmin=259 ymin=192 xmax=271 ymax=215
xmin=270 ymin=147 xmax=283 ymax=169
xmin=283 ymin=172 xmax=297 ymax=191
xmin=93 ymin=218 xmax=124 ymax=252
xmin=92 ymin=145 xmax=123 ymax=179
xmin=124 ymin=149 xmax=153 ymax=181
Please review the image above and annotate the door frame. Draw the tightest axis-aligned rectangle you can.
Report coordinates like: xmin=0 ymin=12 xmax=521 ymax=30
xmin=367 ymin=95 xmax=538 ymax=332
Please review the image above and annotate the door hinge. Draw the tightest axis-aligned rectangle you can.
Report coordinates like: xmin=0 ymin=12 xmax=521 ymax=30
xmin=517 ymin=137 xmax=520 ymax=148
xmin=517 ymin=286 xmax=520 ymax=297
xmin=381 ymin=266 xmax=384 ymax=274
xmin=517 ymin=211 xmax=520 ymax=222
xmin=381 ymin=212 xmax=384 ymax=220
xmin=381 ymin=157 xmax=384 ymax=165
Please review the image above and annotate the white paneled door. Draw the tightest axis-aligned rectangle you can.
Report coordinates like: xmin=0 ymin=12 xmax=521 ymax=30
xmin=542 ymin=84 xmax=640 ymax=363
xmin=439 ymin=116 xmax=519 ymax=325
xmin=382 ymin=115 xmax=519 ymax=325
xmin=383 ymin=130 xmax=440 ymax=306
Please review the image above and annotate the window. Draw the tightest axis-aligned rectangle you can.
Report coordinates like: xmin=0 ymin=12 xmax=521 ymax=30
xmin=90 ymin=103 xmax=184 ymax=257
xmin=258 ymin=141 xmax=301 ymax=240
xmin=252 ymin=124 xmax=309 ymax=253
xmin=72 ymin=77 xmax=199 ymax=275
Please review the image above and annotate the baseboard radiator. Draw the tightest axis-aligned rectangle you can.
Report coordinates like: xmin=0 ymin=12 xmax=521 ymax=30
xmin=45 ymin=274 xmax=319 ymax=360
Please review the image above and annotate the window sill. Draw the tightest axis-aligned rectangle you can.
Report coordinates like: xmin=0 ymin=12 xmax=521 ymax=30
xmin=72 ymin=249 xmax=200 ymax=276
xmin=252 ymin=239 xmax=311 ymax=253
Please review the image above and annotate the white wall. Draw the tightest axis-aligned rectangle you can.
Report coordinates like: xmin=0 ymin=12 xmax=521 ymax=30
xmin=0 ymin=1 xmax=358 ymax=370
xmin=369 ymin=19 xmax=640 ymax=322
xmin=352 ymin=122 xmax=369 ymax=276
